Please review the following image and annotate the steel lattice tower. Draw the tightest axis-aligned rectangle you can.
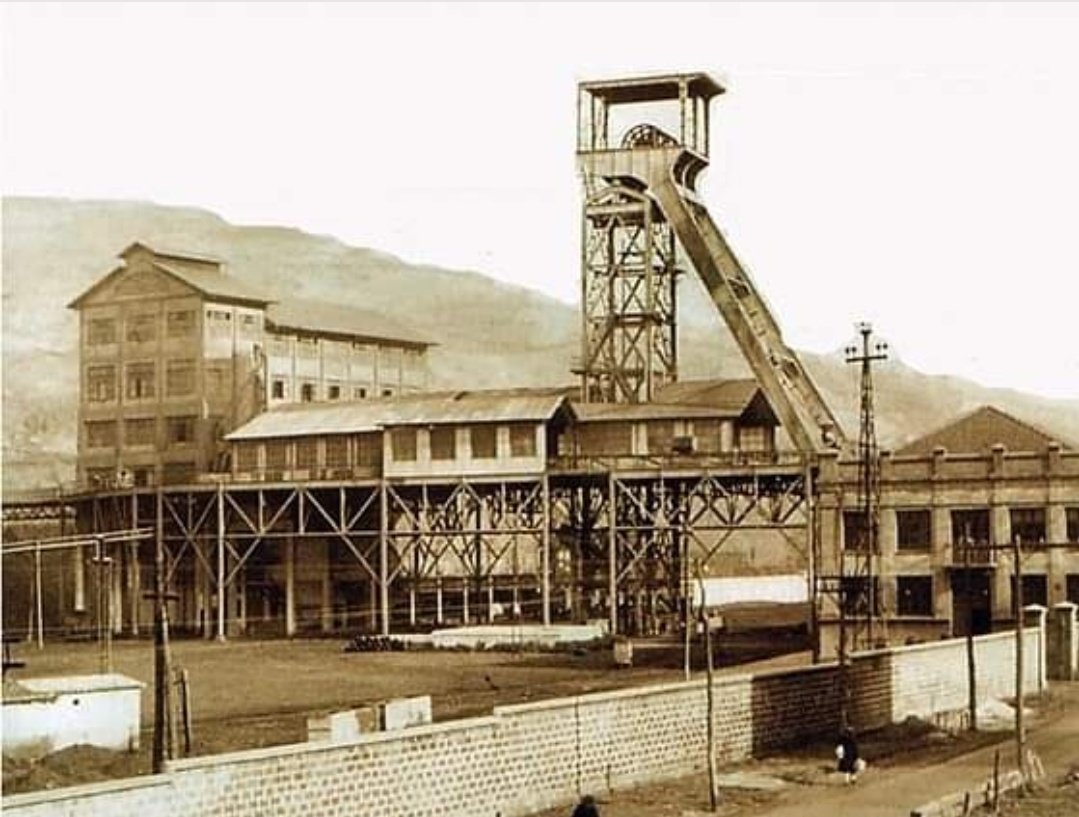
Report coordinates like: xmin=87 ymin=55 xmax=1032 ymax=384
xmin=843 ymin=322 xmax=888 ymax=652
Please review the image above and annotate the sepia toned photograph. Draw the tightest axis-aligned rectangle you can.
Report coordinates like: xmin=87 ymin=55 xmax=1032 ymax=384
xmin=2 ymin=3 xmax=1078 ymax=816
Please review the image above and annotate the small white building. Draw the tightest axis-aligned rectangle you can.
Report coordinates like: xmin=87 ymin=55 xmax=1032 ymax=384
xmin=2 ymin=674 xmax=144 ymax=760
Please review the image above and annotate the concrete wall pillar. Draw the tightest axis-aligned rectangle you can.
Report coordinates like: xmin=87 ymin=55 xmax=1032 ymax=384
xmin=320 ymin=542 xmax=333 ymax=634
xmin=73 ymin=545 xmax=87 ymax=613
xmin=1049 ymin=602 xmax=1078 ymax=681
xmin=285 ymin=537 xmax=296 ymax=637
xmin=1047 ymin=505 xmax=1067 ymax=606
xmin=1023 ymin=604 xmax=1048 ymax=692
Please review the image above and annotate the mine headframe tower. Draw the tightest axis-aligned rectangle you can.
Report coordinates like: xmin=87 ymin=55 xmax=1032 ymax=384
xmin=568 ymin=73 xmax=847 ymax=635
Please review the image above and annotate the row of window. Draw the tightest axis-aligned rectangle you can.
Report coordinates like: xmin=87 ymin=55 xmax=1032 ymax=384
xmin=842 ymin=506 xmax=1079 ymax=550
xmin=88 ymin=310 xmax=197 ymax=345
xmin=270 ymin=380 xmax=395 ymax=402
xmin=84 ymin=416 xmax=198 ymax=449
xmin=842 ymin=573 xmax=1079 ymax=618
xmin=85 ymin=462 xmax=196 ymax=488
xmin=86 ymin=360 xmax=196 ymax=402
xmin=389 ymin=425 xmax=536 ymax=462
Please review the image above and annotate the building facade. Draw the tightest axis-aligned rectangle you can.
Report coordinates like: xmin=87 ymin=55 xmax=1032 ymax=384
xmin=69 ymin=243 xmax=431 ymax=489
xmin=816 ymin=407 xmax=1079 ymax=657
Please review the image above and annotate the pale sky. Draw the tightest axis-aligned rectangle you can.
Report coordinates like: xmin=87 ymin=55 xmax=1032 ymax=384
xmin=3 ymin=2 xmax=1078 ymax=400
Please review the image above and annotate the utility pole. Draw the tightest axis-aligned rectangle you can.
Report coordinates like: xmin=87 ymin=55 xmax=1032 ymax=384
xmin=1013 ymin=535 xmax=1025 ymax=778
xmin=963 ymin=531 xmax=978 ymax=731
xmin=148 ymin=487 xmax=179 ymax=771
xmin=695 ymin=562 xmax=719 ymax=812
xmin=844 ymin=322 xmax=888 ymax=651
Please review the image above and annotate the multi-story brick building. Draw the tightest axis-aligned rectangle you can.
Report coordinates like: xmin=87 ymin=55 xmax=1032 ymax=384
xmin=817 ymin=405 xmax=1079 ymax=657
xmin=69 ymin=243 xmax=431 ymax=488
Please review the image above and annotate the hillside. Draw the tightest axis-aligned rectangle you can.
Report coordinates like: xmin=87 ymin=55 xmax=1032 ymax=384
xmin=3 ymin=196 xmax=1077 ymax=491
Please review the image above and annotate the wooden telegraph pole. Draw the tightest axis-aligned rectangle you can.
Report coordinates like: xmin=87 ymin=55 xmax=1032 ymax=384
xmin=695 ymin=562 xmax=719 ymax=812
xmin=148 ymin=487 xmax=179 ymax=771
xmin=1013 ymin=535 xmax=1025 ymax=778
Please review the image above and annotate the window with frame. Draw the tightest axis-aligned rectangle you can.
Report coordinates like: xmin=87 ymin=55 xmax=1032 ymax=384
xmin=295 ymin=439 xmax=318 ymax=470
xmin=896 ymin=576 xmax=934 ymax=617
xmin=737 ymin=425 xmax=770 ymax=452
xmin=265 ymin=439 xmax=289 ymax=470
xmin=842 ymin=510 xmax=871 ymax=551
xmin=88 ymin=317 xmax=117 ymax=345
xmin=327 ymin=383 xmax=342 ymax=401
xmin=236 ymin=441 xmax=260 ymax=472
xmin=381 ymin=388 xmax=394 ymax=397
xmin=86 ymin=467 xmax=115 ymax=489
xmin=166 ymin=310 xmax=196 ymax=338
xmin=300 ymin=382 xmax=316 ymax=403
xmin=430 ymin=426 xmax=456 ymax=461
xmin=896 ymin=509 xmax=932 ymax=551
xmin=470 ymin=425 xmax=497 ymax=459
xmin=390 ymin=428 xmax=417 ymax=462
xmin=271 ymin=379 xmax=287 ymax=400
xmin=126 ymin=312 xmax=157 ymax=343
xmin=125 ymin=362 xmax=156 ymax=400
xmin=951 ymin=508 xmax=991 ymax=546
xmin=1068 ymin=508 xmax=1079 ymax=543
xmin=124 ymin=418 xmax=155 ymax=447
xmin=509 ymin=424 xmax=536 ymax=457
xmin=87 ymin=365 xmax=117 ymax=402
xmin=1067 ymin=574 xmax=1079 ymax=605
xmin=1009 ymin=507 xmax=1047 ymax=544
xmin=355 ymin=433 xmax=381 ymax=468
xmin=1011 ymin=574 xmax=1049 ymax=612
xmin=166 ymin=359 xmax=196 ymax=397
xmin=353 ymin=386 xmax=368 ymax=400
xmin=166 ymin=416 xmax=197 ymax=445
xmin=840 ymin=576 xmax=881 ymax=616
xmin=325 ymin=437 xmax=349 ymax=469
xmin=85 ymin=420 xmax=117 ymax=448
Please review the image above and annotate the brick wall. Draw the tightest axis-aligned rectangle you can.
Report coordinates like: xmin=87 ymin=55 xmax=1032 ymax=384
xmin=3 ymin=628 xmax=1042 ymax=817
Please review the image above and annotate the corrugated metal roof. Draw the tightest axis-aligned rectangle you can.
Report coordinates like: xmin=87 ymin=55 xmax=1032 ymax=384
xmin=266 ymin=298 xmax=432 ymax=347
xmin=571 ymin=402 xmax=733 ymax=422
xmin=653 ymin=379 xmax=761 ymax=412
xmin=153 ymin=262 xmax=272 ymax=306
xmin=226 ymin=389 xmax=571 ymax=441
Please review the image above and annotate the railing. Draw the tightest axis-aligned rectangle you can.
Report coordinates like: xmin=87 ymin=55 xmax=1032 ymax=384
xmin=549 ymin=450 xmax=807 ymax=473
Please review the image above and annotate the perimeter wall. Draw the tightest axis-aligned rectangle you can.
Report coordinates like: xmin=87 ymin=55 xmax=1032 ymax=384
xmin=3 ymin=628 xmax=1043 ymax=817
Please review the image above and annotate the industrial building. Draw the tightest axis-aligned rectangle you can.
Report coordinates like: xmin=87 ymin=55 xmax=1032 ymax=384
xmin=4 ymin=72 xmax=1078 ymax=656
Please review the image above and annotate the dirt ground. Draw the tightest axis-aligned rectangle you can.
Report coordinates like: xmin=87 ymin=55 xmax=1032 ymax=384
xmin=995 ymin=771 xmax=1079 ymax=817
xmin=2 ymin=634 xmax=807 ymax=794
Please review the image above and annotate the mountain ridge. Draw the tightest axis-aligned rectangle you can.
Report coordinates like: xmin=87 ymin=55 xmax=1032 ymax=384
xmin=3 ymin=196 xmax=1076 ymax=491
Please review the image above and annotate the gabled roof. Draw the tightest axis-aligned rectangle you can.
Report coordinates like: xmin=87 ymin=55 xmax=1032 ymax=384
xmin=68 ymin=243 xmax=272 ymax=309
xmin=119 ymin=241 xmax=224 ymax=267
xmin=896 ymin=405 xmax=1074 ymax=456
xmin=653 ymin=379 xmax=761 ymax=412
xmin=226 ymin=389 xmax=573 ymax=441
xmin=266 ymin=298 xmax=433 ymax=348
xmin=571 ymin=402 xmax=736 ymax=423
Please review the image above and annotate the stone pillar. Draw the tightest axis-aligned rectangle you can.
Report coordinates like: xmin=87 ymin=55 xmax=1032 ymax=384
xmin=1023 ymin=604 xmax=1048 ymax=693
xmin=991 ymin=504 xmax=1013 ymax=622
xmin=878 ymin=506 xmax=897 ymax=616
xmin=1049 ymin=602 xmax=1078 ymax=681
xmin=1047 ymin=504 xmax=1067 ymax=606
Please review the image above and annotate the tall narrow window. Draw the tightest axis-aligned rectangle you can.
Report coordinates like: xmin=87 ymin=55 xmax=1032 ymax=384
xmin=390 ymin=428 xmax=417 ymax=462
xmin=896 ymin=576 xmax=933 ymax=617
xmin=470 ymin=425 xmax=497 ymax=459
xmin=271 ymin=379 xmax=287 ymax=400
xmin=166 ymin=359 xmax=196 ymax=397
xmin=430 ymin=427 xmax=456 ymax=461
xmin=842 ymin=510 xmax=870 ymax=551
xmin=896 ymin=509 xmax=932 ymax=551
xmin=124 ymin=418 xmax=156 ymax=447
xmin=951 ymin=508 xmax=991 ymax=545
xmin=1068 ymin=508 xmax=1079 ymax=543
xmin=1009 ymin=507 xmax=1047 ymax=544
xmin=300 ymin=382 xmax=316 ymax=403
xmin=125 ymin=362 xmax=156 ymax=400
xmin=166 ymin=416 xmax=197 ymax=445
xmin=509 ymin=424 xmax=536 ymax=457
xmin=87 ymin=365 xmax=117 ymax=402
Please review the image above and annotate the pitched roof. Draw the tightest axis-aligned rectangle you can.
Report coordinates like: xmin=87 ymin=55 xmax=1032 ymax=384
xmin=654 ymin=379 xmax=763 ymax=413
xmin=266 ymin=298 xmax=433 ymax=347
xmin=67 ymin=244 xmax=272 ymax=308
xmin=152 ymin=262 xmax=271 ymax=306
xmin=570 ymin=402 xmax=736 ymax=422
xmin=226 ymin=389 xmax=572 ymax=441
xmin=896 ymin=405 xmax=1074 ymax=455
